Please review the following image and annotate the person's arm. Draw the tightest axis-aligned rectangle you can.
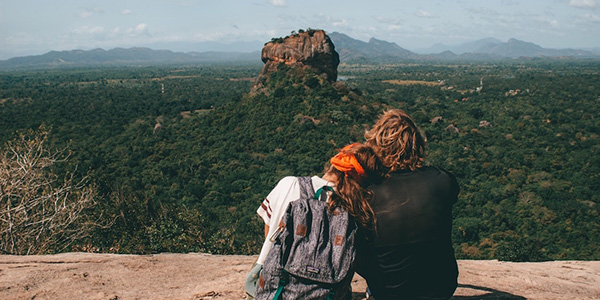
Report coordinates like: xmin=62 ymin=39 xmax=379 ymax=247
xmin=264 ymin=224 xmax=269 ymax=239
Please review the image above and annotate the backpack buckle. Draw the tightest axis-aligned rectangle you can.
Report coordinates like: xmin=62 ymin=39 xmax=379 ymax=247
xmin=269 ymin=224 xmax=285 ymax=242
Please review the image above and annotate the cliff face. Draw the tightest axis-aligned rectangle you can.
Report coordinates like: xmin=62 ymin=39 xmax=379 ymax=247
xmin=255 ymin=30 xmax=340 ymax=88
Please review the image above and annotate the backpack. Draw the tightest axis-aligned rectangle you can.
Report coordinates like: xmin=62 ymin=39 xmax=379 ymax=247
xmin=255 ymin=176 xmax=357 ymax=300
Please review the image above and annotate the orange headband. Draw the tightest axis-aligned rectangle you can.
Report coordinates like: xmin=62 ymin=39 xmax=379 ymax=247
xmin=330 ymin=143 xmax=366 ymax=179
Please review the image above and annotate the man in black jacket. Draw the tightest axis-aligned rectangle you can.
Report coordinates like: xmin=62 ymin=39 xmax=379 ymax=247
xmin=358 ymin=109 xmax=459 ymax=300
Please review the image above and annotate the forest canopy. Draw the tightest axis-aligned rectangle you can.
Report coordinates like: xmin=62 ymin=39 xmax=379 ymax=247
xmin=0 ymin=60 xmax=599 ymax=261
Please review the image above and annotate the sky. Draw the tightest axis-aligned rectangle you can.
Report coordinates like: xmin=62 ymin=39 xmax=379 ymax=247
xmin=1 ymin=0 xmax=600 ymax=59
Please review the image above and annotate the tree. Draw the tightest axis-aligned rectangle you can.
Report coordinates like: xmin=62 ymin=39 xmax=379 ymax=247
xmin=0 ymin=127 xmax=97 ymax=254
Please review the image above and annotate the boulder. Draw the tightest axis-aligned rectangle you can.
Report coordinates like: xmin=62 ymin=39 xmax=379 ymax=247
xmin=255 ymin=30 xmax=340 ymax=88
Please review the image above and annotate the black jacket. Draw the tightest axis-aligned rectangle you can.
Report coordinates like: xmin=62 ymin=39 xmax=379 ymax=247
xmin=358 ymin=166 xmax=459 ymax=300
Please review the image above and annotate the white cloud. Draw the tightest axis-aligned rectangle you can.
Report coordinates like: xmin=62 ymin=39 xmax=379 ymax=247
xmin=269 ymin=0 xmax=286 ymax=7
xmin=79 ymin=11 xmax=93 ymax=18
xmin=192 ymin=31 xmax=227 ymax=42
xmin=569 ymin=0 xmax=597 ymax=8
xmin=375 ymin=16 xmax=403 ymax=26
xmin=498 ymin=15 xmax=517 ymax=24
xmin=315 ymin=14 xmax=349 ymax=29
xmin=121 ymin=9 xmax=132 ymax=15
xmin=127 ymin=23 xmax=150 ymax=36
xmin=466 ymin=7 xmax=500 ymax=17
xmin=582 ymin=12 xmax=600 ymax=22
xmin=78 ymin=7 xmax=104 ymax=18
xmin=110 ymin=27 xmax=122 ymax=35
xmin=73 ymin=26 xmax=105 ymax=35
xmin=533 ymin=16 xmax=560 ymax=28
xmin=416 ymin=10 xmax=435 ymax=18
xmin=328 ymin=17 xmax=348 ymax=27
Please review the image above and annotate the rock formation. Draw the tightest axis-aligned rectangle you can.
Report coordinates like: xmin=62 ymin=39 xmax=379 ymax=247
xmin=254 ymin=29 xmax=340 ymax=89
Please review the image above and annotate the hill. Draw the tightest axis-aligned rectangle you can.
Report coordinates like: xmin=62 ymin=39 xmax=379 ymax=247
xmin=421 ymin=37 xmax=596 ymax=59
xmin=3 ymin=32 xmax=599 ymax=69
xmin=328 ymin=32 xmax=418 ymax=61
xmin=329 ymin=33 xmax=598 ymax=62
xmin=423 ymin=38 xmax=504 ymax=54
xmin=0 ymin=47 xmax=260 ymax=69
xmin=1 ymin=253 xmax=599 ymax=300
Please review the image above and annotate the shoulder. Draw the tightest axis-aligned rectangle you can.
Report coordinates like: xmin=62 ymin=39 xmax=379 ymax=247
xmin=275 ymin=176 xmax=299 ymax=187
xmin=386 ymin=166 xmax=459 ymax=194
xmin=414 ymin=166 xmax=457 ymax=181
xmin=430 ymin=166 xmax=458 ymax=184
xmin=423 ymin=166 xmax=460 ymax=197
xmin=388 ymin=166 xmax=453 ymax=179
xmin=267 ymin=176 xmax=300 ymax=197
xmin=310 ymin=175 xmax=330 ymax=188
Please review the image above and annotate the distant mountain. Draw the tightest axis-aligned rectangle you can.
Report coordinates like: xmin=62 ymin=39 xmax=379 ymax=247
xmin=2 ymin=33 xmax=599 ymax=69
xmin=423 ymin=38 xmax=503 ymax=54
xmin=587 ymin=47 xmax=600 ymax=55
xmin=140 ymin=40 xmax=264 ymax=53
xmin=431 ymin=50 xmax=459 ymax=60
xmin=421 ymin=37 xmax=596 ymax=59
xmin=0 ymin=47 xmax=260 ymax=69
xmin=475 ymin=38 xmax=595 ymax=58
xmin=329 ymin=33 xmax=598 ymax=62
xmin=328 ymin=32 xmax=418 ymax=62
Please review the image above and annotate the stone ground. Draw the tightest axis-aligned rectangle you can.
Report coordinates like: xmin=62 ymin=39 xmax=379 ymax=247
xmin=1 ymin=253 xmax=599 ymax=300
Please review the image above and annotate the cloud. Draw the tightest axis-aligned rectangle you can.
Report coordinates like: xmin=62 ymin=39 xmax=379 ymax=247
xmin=328 ymin=17 xmax=348 ymax=27
xmin=77 ymin=7 xmax=104 ymax=18
xmin=79 ymin=11 xmax=93 ymax=18
xmin=416 ymin=10 xmax=435 ymax=18
xmin=269 ymin=0 xmax=286 ymax=7
xmin=126 ymin=23 xmax=150 ymax=37
xmin=71 ymin=23 xmax=150 ymax=42
xmin=582 ymin=12 xmax=600 ymax=22
xmin=316 ymin=14 xmax=348 ymax=28
xmin=375 ymin=16 xmax=403 ymax=26
xmin=192 ymin=31 xmax=227 ymax=42
xmin=569 ymin=0 xmax=597 ymax=8
xmin=73 ymin=26 xmax=105 ymax=35
xmin=121 ymin=9 xmax=132 ymax=15
xmin=533 ymin=16 xmax=559 ymax=28
xmin=110 ymin=27 xmax=122 ymax=36
xmin=466 ymin=7 xmax=501 ymax=17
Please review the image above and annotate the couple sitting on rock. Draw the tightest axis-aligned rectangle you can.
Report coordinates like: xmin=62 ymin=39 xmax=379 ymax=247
xmin=247 ymin=109 xmax=460 ymax=300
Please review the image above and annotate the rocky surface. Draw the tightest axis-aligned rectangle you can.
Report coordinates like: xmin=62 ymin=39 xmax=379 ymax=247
xmin=255 ymin=30 xmax=339 ymax=88
xmin=1 ymin=253 xmax=599 ymax=300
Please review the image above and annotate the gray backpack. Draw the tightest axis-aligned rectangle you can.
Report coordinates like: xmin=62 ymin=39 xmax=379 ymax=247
xmin=256 ymin=177 xmax=357 ymax=300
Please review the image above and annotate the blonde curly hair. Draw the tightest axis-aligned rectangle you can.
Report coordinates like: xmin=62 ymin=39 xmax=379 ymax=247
xmin=364 ymin=109 xmax=426 ymax=172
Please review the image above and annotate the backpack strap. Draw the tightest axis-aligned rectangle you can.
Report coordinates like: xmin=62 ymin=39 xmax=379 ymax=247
xmin=272 ymin=270 xmax=289 ymax=300
xmin=314 ymin=186 xmax=333 ymax=202
xmin=297 ymin=176 xmax=315 ymax=199
xmin=327 ymin=291 xmax=335 ymax=300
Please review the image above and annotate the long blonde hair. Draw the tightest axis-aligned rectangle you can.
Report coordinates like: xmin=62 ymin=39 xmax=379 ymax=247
xmin=364 ymin=109 xmax=426 ymax=172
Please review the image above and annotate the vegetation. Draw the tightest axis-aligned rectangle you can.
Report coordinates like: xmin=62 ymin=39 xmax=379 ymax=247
xmin=270 ymin=28 xmax=321 ymax=44
xmin=0 ymin=60 xmax=599 ymax=261
xmin=0 ymin=128 xmax=98 ymax=254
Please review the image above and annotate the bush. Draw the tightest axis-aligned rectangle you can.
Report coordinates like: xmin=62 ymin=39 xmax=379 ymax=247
xmin=0 ymin=127 xmax=98 ymax=254
xmin=494 ymin=236 xmax=548 ymax=262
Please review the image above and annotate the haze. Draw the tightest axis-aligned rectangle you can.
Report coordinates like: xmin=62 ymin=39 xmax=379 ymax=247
xmin=1 ymin=0 xmax=599 ymax=60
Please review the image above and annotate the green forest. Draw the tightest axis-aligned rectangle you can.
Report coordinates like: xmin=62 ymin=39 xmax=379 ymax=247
xmin=1 ymin=60 xmax=599 ymax=261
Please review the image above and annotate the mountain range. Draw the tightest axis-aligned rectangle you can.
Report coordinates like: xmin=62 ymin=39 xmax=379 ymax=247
xmin=328 ymin=32 xmax=598 ymax=61
xmin=1 ymin=32 xmax=598 ymax=69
